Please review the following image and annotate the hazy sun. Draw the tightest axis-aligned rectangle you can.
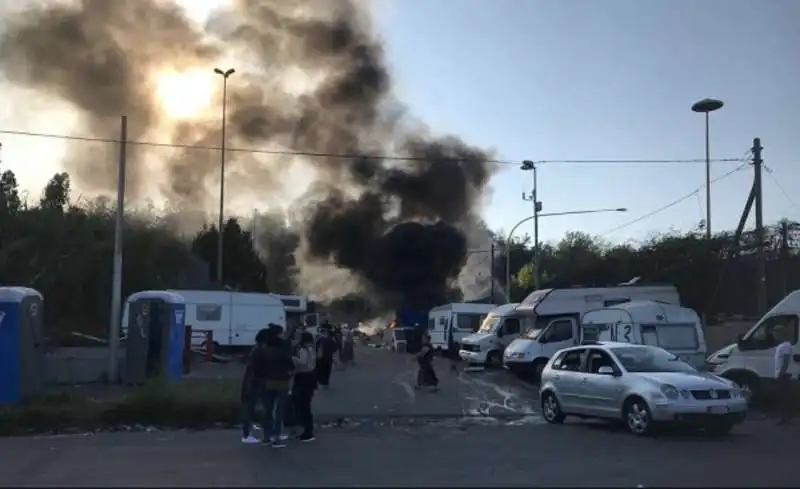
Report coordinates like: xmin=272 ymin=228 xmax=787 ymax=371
xmin=154 ymin=68 xmax=215 ymax=120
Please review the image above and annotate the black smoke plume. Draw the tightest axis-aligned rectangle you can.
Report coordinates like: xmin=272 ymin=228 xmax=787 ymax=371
xmin=0 ymin=0 xmax=498 ymax=312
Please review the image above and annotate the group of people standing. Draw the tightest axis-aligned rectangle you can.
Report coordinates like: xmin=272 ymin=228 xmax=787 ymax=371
xmin=239 ymin=321 xmax=356 ymax=448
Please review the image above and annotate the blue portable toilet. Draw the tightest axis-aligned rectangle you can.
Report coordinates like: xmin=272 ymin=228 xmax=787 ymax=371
xmin=0 ymin=287 xmax=45 ymax=404
xmin=122 ymin=290 xmax=186 ymax=384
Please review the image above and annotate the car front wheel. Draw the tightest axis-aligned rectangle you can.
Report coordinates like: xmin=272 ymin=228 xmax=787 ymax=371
xmin=541 ymin=391 xmax=566 ymax=424
xmin=623 ymin=397 xmax=654 ymax=436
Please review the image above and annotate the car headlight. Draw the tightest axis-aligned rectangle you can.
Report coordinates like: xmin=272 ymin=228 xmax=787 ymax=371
xmin=660 ymin=384 xmax=680 ymax=400
xmin=507 ymin=352 xmax=524 ymax=359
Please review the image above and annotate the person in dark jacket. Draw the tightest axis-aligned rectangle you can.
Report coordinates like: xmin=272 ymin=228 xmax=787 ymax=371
xmin=416 ymin=331 xmax=439 ymax=392
xmin=240 ymin=327 xmax=295 ymax=447
xmin=240 ymin=328 xmax=271 ymax=444
xmin=315 ymin=328 xmax=338 ymax=388
xmin=290 ymin=332 xmax=317 ymax=441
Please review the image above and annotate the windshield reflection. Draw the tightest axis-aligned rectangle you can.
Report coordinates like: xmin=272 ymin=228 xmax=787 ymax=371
xmin=611 ymin=346 xmax=696 ymax=373
xmin=478 ymin=316 xmax=501 ymax=333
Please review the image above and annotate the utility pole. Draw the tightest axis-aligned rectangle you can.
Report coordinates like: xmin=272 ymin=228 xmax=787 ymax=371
xmin=108 ymin=116 xmax=127 ymax=383
xmin=780 ymin=220 xmax=790 ymax=298
xmin=489 ymin=241 xmax=495 ymax=301
xmin=752 ymin=138 xmax=767 ymax=316
xmin=521 ymin=160 xmax=541 ymax=289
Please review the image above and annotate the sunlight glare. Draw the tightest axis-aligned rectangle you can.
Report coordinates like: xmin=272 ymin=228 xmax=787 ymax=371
xmin=154 ymin=69 xmax=215 ymax=120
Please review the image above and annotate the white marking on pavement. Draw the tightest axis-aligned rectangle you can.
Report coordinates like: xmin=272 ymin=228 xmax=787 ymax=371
xmin=397 ymin=380 xmax=416 ymax=402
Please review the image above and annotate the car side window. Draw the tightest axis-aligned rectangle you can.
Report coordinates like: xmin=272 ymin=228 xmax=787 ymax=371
xmin=745 ymin=315 xmax=799 ymax=350
xmin=552 ymin=349 xmax=584 ymax=371
xmin=585 ymin=349 xmax=619 ymax=374
xmin=545 ymin=320 xmax=574 ymax=343
xmin=504 ymin=318 xmax=521 ymax=335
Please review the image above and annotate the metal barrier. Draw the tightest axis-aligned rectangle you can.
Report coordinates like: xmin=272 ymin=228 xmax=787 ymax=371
xmin=182 ymin=326 xmax=214 ymax=374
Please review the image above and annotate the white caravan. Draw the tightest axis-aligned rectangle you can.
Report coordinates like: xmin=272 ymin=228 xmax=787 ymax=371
xmin=580 ymin=300 xmax=707 ymax=367
xmin=502 ymin=285 xmax=680 ymax=378
xmin=428 ymin=302 xmax=498 ymax=352
xmin=714 ymin=289 xmax=800 ymax=396
xmin=459 ymin=303 xmax=525 ymax=367
xmin=122 ymin=290 xmax=287 ymax=351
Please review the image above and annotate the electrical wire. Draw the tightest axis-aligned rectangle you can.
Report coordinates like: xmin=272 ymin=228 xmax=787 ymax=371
xmin=600 ymin=162 xmax=750 ymax=236
xmin=764 ymin=165 xmax=799 ymax=211
xmin=0 ymin=128 xmax=747 ymax=167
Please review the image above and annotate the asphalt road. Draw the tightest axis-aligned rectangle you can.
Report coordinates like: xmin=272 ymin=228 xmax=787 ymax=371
xmin=1 ymin=345 xmax=797 ymax=487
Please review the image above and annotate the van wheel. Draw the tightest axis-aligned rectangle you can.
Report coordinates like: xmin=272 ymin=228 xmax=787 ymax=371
xmin=531 ymin=360 xmax=548 ymax=382
xmin=485 ymin=351 xmax=501 ymax=368
xmin=623 ymin=396 xmax=654 ymax=436
xmin=541 ymin=392 xmax=566 ymax=424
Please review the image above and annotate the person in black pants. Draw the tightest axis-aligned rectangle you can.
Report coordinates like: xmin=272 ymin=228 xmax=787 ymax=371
xmin=291 ymin=332 xmax=317 ymax=441
xmin=315 ymin=329 xmax=338 ymax=388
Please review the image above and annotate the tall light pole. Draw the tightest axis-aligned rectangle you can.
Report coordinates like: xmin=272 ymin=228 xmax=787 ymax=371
xmin=213 ymin=67 xmax=235 ymax=285
xmin=691 ymin=98 xmax=724 ymax=240
xmin=504 ymin=208 xmax=628 ymax=300
xmin=520 ymin=160 xmax=541 ymax=289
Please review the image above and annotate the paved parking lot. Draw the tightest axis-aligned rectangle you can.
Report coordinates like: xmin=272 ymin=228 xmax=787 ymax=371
xmin=1 ymin=344 xmax=797 ymax=487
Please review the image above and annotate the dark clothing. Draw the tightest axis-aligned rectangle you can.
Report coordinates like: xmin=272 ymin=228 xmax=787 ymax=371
xmin=316 ymin=359 xmax=333 ymax=386
xmin=241 ymin=383 xmax=289 ymax=440
xmin=417 ymin=342 xmax=438 ymax=387
xmin=241 ymin=343 xmax=295 ymax=399
xmin=317 ymin=336 xmax=339 ymax=361
xmin=291 ymin=371 xmax=317 ymax=436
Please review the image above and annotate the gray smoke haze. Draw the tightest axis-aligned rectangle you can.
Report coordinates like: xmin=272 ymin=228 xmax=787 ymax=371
xmin=0 ymin=0 xmax=499 ymax=312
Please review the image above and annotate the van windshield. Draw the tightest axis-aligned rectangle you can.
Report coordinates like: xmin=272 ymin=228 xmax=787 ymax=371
xmin=523 ymin=325 xmax=545 ymax=339
xmin=478 ymin=315 xmax=501 ymax=333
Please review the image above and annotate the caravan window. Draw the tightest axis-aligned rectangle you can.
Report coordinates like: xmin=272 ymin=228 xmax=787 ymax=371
xmin=196 ymin=304 xmax=222 ymax=321
xmin=457 ymin=314 xmax=482 ymax=332
xmin=641 ymin=324 xmax=699 ymax=350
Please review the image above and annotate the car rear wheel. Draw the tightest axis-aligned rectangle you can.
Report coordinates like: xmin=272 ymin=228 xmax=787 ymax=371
xmin=623 ymin=397 xmax=654 ymax=436
xmin=541 ymin=392 xmax=566 ymax=424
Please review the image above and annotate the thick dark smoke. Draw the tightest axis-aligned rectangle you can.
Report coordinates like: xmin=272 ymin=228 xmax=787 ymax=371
xmin=0 ymin=0 xmax=498 ymax=312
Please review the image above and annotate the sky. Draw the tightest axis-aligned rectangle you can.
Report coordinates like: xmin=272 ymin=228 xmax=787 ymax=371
xmin=1 ymin=0 xmax=798 ymax=246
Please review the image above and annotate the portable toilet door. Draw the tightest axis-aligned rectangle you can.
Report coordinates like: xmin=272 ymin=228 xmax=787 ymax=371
xmin=123 ymin=291 xmax=186 ymax=384
xmin=0 ymin=287 xmax=45 ymax=404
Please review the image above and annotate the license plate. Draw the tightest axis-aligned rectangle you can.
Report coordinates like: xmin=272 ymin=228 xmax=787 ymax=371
xmin=707 ymin=405 xmax=728 ymax=414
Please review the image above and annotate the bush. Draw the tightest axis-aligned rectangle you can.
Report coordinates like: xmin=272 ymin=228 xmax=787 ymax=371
xmin=0 ymin=379 xmax=243 ymax=436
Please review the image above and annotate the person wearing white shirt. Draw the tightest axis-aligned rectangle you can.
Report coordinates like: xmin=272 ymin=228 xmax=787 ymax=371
xmin=773 ymin=327 xmax=794 ymax=425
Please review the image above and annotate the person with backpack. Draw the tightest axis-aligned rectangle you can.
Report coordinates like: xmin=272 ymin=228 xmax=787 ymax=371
xmin=290 ymin=332 xmax=318 ymax=441
xmin=315 ymin=328 xmax=338 ymax=388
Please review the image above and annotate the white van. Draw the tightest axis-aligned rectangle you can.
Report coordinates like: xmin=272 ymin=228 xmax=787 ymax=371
xmin=428 ymin=302 xmax=498 ymax=352
xmin=580 ymin=301 xmax=707 ymax=367
xmin=459 ymin=303 xmax=525 ymax=367
xmin=714 ymin=289 xmax=800 ymax=395
xmin=502 ymin=285 xmax=680 ymax=378
xmin=122 ymin=289 xmax=287 ymax=351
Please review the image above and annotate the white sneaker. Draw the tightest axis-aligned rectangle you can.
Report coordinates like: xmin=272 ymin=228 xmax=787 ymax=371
xmin=241 ymin=435 xmax=260 ymax=444
xmin=278 ymin=434 xmax=289 ymax=441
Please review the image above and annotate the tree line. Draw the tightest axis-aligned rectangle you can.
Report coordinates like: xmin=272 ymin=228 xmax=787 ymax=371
xmin=1 ymin=166 xmax=798 ymax=343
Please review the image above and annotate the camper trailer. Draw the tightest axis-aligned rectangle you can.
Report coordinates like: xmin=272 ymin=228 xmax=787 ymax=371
xmin=428 ymin=302 xmax=498 ymax=352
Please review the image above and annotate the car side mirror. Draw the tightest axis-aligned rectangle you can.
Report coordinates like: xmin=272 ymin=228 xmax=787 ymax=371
xmin=597 ymin=366 xmax=616 ymax=376
xmin=736 ymin=333 xmax=746 ymax=349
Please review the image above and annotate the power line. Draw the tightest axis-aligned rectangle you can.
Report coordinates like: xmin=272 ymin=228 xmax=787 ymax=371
xmin=764 ymin=165 xmax=798 ymax=211
xmin=0 ymin=128 xmax=747 ymax=167
xmin=600 ymin=162 xmax=750 ymax=236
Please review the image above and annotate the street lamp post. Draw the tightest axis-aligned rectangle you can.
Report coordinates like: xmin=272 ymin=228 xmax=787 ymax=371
xmin=520 ymin=160 xmax=541 ymax=289
xmin=213 ymin=67 xmax=235 ymax=285
xmin=691 ymin=97 xmax=724 ymax=240
xmin=504 ymin=208 xmax=628 ymax=300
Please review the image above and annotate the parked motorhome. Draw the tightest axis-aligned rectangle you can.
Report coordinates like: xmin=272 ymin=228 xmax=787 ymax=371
xmin=580 ymin=300 xmax=707 ymax=367
xmin=459 ymin=303 xmax=523 ymax=367
xmin=121 ymin=290 xmax=287 ymax=351
xmin=428 ymin=302 xmax=498 ymax=352
xmin=502 ymin=285 xmax=680 ymax=378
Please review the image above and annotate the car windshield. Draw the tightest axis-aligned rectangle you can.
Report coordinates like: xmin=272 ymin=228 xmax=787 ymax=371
xmin=611 ymin=346 xmax=696 ymax=373
xmin=523 ymin=326 xmax=545 ymax=339
xmin=478 ymin=315 xmax=501 ymax=333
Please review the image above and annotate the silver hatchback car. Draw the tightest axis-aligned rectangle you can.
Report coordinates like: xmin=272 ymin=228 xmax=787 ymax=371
xmin=539 ymin=341 xmax=748 ymax=436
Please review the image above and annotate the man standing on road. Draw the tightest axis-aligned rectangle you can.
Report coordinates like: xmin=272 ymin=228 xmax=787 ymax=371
xmin=774 ymin=324 xmax=794 ymax=425
xmin=261 ymin=329 xmax=296 ymax=447
xmin=316 ymin=328 xmax=338 ymax=388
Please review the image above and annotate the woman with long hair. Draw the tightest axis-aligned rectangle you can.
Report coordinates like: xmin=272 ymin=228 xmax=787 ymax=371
xmin=291 ymin=332 xmax=318 ymax=441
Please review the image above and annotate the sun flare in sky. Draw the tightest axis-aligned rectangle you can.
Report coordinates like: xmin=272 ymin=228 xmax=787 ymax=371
xmin=154 ymin=68 xmax=216 ymax=120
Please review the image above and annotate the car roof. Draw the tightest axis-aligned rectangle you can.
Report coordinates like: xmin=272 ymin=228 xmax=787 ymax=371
xmin=563 ymin=341 xmax=652 ymax=353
